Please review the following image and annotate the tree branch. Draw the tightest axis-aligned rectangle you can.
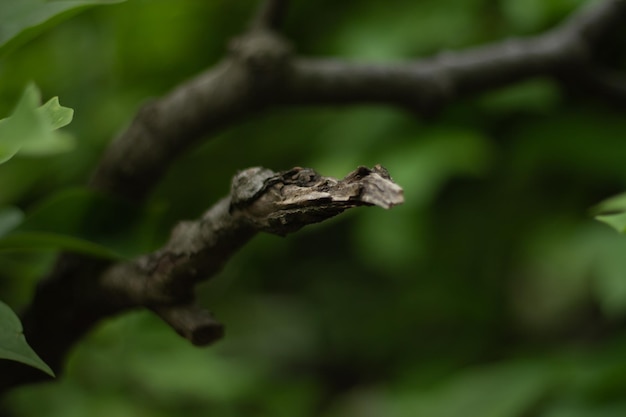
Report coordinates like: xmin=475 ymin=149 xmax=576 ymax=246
xmin=90 ymin=0 xmax=626 ymax=201
xmin=100 ymin=165 xmax=402 ymax=343
xmin=4 ymin=0 xmax=626 ymax=394
xmin=249 ymin=0 xmax=289 ymax=31
xmin=0 ymin=165 xmax=402 ymax=392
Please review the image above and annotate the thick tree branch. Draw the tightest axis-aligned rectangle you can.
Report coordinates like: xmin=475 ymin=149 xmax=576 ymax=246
xmin=90 ymin=0 xmax=626 ymax=201
xmin=558 ymin=0 xmax=626 ymax=44
xmin=0 ymin=166 xmax=402 ymax=392
xmin=100 ymin=165 xmax=402 ymax=344
xmin=4 ymin=0 xmax=626 ymax=394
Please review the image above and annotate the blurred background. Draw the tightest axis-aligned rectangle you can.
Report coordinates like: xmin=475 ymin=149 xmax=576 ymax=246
xmin=4 ymin=0 xmax=626 ymax=415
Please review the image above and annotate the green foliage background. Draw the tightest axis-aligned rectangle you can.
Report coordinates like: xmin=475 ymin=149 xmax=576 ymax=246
xmin=4 ymin=0 xmax=626 ymax=416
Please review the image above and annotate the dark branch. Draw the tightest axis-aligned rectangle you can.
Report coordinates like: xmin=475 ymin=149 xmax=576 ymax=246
xmin=558 ymin=0 xmax=626 ymax=45
xmin=89 ymin=61 xmax=260 ymax=201
xmin=90 ymin=0 xmax=626 ymax=201
xmin=250 ymin=0 xmax=289 ymax=31
xmin=100 ymin=165 xmax=402 ymax=343
xmin=152 ymin=304 xmax=224 ymax=346
xmin=0 ymin=165 xmax=403 ymax=392
xmin=6 ymin=0 xmax=626 ymax=394
xmin=283 ymin=0 xmax=626 ymax=109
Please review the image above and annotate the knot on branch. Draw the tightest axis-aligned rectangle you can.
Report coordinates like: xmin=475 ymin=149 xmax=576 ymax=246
xmin=229 ymin=30 xmax=293 ymax=76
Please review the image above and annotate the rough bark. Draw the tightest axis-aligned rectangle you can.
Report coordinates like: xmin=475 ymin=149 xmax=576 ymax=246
xmin=0 ymin=165 xmax=403 ymax=392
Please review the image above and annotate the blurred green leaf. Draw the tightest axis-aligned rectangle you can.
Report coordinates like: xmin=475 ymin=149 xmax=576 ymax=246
xmin=0 ymin=186 xmax=166 ymax=260
xmin=0 ymin=83 xmax=74 ymax=164
xmin=392 ymin=362 xmax=552 ymax=417
xmin=37 ymin=96 xmax=73 ymax=130
xmin=593 ymin=193 xmax=626 ymax=234
xmin=17 ymin=187 xmax=166 ymax=257
xmin=0 ymin=231 xmax=124 ymax=259
xmin=0 ymin=300 xmax=54 ymax=377
xmin=478 ymin=78 xmax=560 ymax=113
xmin=0 ymin=206 xmax=23 ymax=237
xmin=500 ymin=0 xmax=585 ymax=33
xmin=354 ymin=127 xmax=493 ymax=271
xmin=0 ymin=0 xmax=126 ymax=54
xmin=508 ymin=110 xmax=626 ymax=181
xmin=596 ymin=213 xmax=626 ymax=235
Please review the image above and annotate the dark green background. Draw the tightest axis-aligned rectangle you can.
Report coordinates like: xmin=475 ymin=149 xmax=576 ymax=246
xmin=4 ymin=0 xmax=626 ymax=415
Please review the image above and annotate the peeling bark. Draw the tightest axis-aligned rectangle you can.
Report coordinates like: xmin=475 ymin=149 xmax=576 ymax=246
xmin=0 ymin=166 xmax=403 ymax=391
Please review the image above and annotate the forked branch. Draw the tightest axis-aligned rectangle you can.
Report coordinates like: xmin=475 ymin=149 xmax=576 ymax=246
xmin=101 ymin=165 xmax=403 ymax=345
xmin=3 ymin=0 xmax=626 ymax=394
xmin=0 ymin=165 xmax=403 ymax=391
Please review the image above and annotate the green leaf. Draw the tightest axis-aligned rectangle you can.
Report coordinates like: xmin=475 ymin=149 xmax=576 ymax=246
xmin=38 ymin=96 xmax=74 ymax=130
xmin=0 ymin=206 xmax=24 ymax=237
xmin=0 ymin=0 xmax=126 ymax=54
xmin=0 ymin=187 xmax=166 ymax=260
xmin=0 ymin=83 xmax=74 ymax=164
xmin=0 ymin=300 xmax=54 ymax=377
xmin=596 ymin=212 xmax=626 ymax=234
xmin=592 ymin=192 xmax=626 ymax=233
xmin=386 ymin=361 xmax=552 ymax=417
xmin=0 ymin=231 xmax=124 ymax=260
xmin=16 ymin=187 xmax=166 ymax=258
